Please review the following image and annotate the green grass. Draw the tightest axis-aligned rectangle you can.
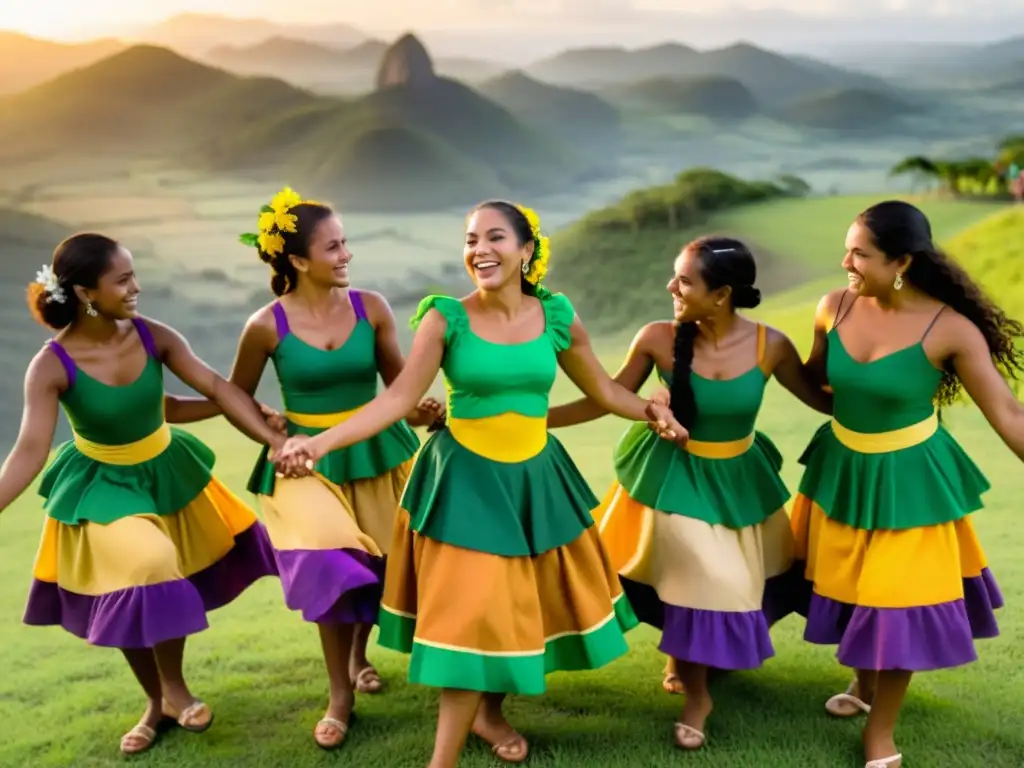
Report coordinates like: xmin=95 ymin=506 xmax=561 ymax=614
xmin=2 ymin=265 xmax=1023 ymax=766
xmin=552 ymin=193 xmax=1006 ymax=333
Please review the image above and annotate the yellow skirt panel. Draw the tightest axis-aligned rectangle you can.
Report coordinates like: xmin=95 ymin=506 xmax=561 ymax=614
xmin=791 ymin=493 xmax=989 ymax=609
xmin=32 ymin=476 xmax=258 ymax=595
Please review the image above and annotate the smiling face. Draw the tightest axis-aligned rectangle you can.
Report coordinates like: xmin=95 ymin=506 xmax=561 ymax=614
xmin=666 ymin=246 xmax=723 ymax=322
xmin=291 ymin=214 xmax=352 ymax=288
xmin=842 ymin=219 xmax=908 ymax=296
xmin=463 ymin=206 xmax=534 ymax=291
xmin=79 ymin=245 xmax=141 ymax=320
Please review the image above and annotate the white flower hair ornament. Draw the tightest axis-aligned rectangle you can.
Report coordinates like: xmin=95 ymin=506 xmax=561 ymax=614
xmin=35 ymin=264 xmax=67 ymax=304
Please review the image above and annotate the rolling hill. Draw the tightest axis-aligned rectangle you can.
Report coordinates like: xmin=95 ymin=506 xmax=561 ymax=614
xmin=0 ymin=38 xmax=585 ymax=211
xmin=548 ymin=175 xmax=1010 ymax=334
xmin=827 ymin=35 xmax=1024 ymax=87
xmin=944 ymin=206 xmax=1024 ymax=320
xmin=478 ymin=71 xmax=621 ymax=144
xmin=775 ymin=87 xmax=920 ymax=131
xmin=602 ymin=76 xmax=759 ymax=119
xmin=525 ymin=40 xmax=894 ymax=104
xmin=205 ymin=36 xmax=503 ymax=94
xmin=0 ymin=45 xmax=321 ymax=159
xmin=195 ymin=35 xmax=590 ymax=210
xmin=0 ymin=31 xmax=125 ymax=95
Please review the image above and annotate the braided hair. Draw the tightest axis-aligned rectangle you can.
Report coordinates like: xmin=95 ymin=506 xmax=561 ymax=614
xmin=669 ymin=237 xmax=761 ymax=429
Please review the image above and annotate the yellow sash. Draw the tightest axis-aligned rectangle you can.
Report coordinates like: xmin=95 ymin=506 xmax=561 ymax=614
xmin=684 ymin=432 xmax=755 ymax=459
xmin=74 ymin=423 xmax=172 ymax=465
xmin=830 ymin=412 xmax=938 ymax=454
xmin=448 ymin=413 xmax=547 ymax=463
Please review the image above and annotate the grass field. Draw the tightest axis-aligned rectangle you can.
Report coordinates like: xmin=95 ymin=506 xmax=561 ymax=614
xmin=1 ymin=204 xmax=1022 ymax=767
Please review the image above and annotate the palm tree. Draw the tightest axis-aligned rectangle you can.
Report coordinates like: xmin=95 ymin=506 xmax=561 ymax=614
xmin=889 ymin=155 xmax=940 ymax=192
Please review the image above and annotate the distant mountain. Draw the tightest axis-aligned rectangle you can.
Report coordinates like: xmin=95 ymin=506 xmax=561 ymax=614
xmin=776 ymin=88 xmax=919 ymax=131
xmin=0 ymin=45 xmax=321 ymax=158
xmin=204 ymin=35 xmax=503 ymax=94
xmin=128 ymin=12 xmax=366 ymax=54
xmin=0 ymin=32 xmax=125 ymax=95
xmin=479 ymin=71 xmax=621 ymax=145
xmin=526 ymin=40 xmax=894 ymax=104
xmin=825 ymin=36 xmax=1024 ymax=87
xmin=602 ymin=76 xmax=759 ymax=120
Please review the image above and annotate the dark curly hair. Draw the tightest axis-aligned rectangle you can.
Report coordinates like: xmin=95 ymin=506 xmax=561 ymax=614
xmin=468 ymin=200 xmax=545 ymax=297
xmin=26 ymin=233 xmax=119 ymax=329
xmin=859 ymin=200 xmax=1024 ymax=406
xmin=670 ymin=236 xmax=761 ymax=429
xmin=255 ymin=203 xmax=335 ymax=296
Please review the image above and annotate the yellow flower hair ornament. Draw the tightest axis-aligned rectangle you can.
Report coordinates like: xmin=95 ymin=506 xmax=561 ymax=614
xmin=514 ymin=203 xmax=550 ymax=287
xmin=239 ymin=185 xmax=315 ymax=258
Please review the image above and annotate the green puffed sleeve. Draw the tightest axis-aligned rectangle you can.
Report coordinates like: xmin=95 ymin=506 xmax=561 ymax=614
xmin=409 ymin=295 xmax=467 ymax=344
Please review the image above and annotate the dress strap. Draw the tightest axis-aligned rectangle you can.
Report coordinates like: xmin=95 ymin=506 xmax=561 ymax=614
xmin=921 ymin=306 xmax=947 ymax=342
xmin=349 ymin=290 xmax=367 ymax=322
xmin=271 ymin=301 xmax=290 ymax=340
xmin=831 ymin=290 xmax=855 ymax=330
xmin=131 ymin=318 xmax=160 ymax=359
xmin=46 ymin=340 xmax=77 ymax=387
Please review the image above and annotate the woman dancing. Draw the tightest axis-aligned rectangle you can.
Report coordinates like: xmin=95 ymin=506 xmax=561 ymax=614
xmin=163 ymin=187 xmax=443 ymax=749
xmin=273 ymin=200 xmax=686 ymax=768
xmin=548 ymin=237 xmax=831 ymax=749
xmin=0 ymin=233 xmax=283 ymax=754
xmin=791 ymin=200 xmax=1021 ymax=768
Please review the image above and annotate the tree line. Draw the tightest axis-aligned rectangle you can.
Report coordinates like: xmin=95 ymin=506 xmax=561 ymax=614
xmin=889 ymin=135 xmax=1024 ymax=198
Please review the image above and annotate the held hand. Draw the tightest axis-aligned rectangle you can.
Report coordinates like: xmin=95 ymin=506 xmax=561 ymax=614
xmin=407 ymin=397 xmax=445 ymax=428
xmin=271 ymin=435 xmax=318 ymax=479
xmin=645 ymin=402 xmax=689 ymax=447
xmin=649 ymin=387 xmax=671 ymax=407
xmin=259 ymin=402 xmax=288 ymax=433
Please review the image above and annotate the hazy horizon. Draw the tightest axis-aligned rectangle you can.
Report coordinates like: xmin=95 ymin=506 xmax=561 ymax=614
xmin=4 ymin=1 xmax=1024 ymax=61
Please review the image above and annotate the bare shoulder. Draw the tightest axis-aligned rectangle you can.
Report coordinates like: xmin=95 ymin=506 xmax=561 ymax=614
xmin=26 ymin=344 xmax=69 ymax=392
xmin=815 ymin=288 xmax=849 ymax=328
xmin=634 ymin=320 xmax=674 ymax=348
xmin=761 ymin=323 xmax=794 ymax=350
xmin=244 ymin=302 xmax=279 ymax=333
xmin=930 ymin=304 xmax=985 ymax=353
xmin=355 ymin=289 xmax=396 ymax=323
xmin=136 ymin=315 xmax=177 ymax=342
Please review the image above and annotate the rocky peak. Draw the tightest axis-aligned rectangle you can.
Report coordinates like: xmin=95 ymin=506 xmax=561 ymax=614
xmin=376 ymin=33 xmax=435 ymax=90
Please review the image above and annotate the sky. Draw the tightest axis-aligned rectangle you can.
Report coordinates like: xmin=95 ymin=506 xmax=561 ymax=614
xmin=2 ymin=0 xmax=1022 ymax=43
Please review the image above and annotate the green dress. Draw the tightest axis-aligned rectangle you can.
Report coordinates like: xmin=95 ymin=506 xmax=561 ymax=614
xmin=595 ymin=323 xmax=794 ymax=669
xmin=24 ymin=318 xmax=274 ymax=648
xmin=791 ymin=297 xmax=1001 ymax=670
xmin=378 ymin=292 xmax=637 ymax=694
xmin=245 ymin=293 xmax=420 ymax=624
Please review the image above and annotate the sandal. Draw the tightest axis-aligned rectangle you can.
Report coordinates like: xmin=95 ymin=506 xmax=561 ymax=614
xmin=119 ymin=723 xmax=158 ymax=755
xmin=825 ymin=681 xmax=871 ymax=718
xmin=351 ymin=666 xmax=383 ymax=694
xmin=866 ymin=754 xmax=902 ymax=768
xmin=489 ymin=732 xmax=529 ymax=764
xmin=314 ymin=716 xmax=351 ymax=750
xmin=162 ymin=699 xmax=214 ymax=732
xmin=662 ymin=673 xmax=685 ymax=695
xmin=673 ymin=722 xmax=705 ymax=750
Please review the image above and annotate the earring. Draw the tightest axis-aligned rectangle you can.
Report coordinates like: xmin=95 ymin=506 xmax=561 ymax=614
xmin=894 ymin=273 xmax=904 ymax=290
xmin=521 ymin=261 xmax=529 ymax=275
xmin=85 ymin=301 xmax=98 ymax=317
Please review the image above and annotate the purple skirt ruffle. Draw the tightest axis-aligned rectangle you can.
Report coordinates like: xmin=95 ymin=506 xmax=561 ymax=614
xmin=796 ymin=563 xmax=1004 ymax=670
xmin=621 ymin=576 xmax=778 ymax=670
xmin=23 ymin=523 xmax=277 ymax=648
xmin=273 ymin=547 xmax=384 ymax=625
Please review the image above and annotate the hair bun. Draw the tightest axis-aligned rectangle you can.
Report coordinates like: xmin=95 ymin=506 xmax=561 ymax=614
xmin=734 ymin=285 xmax=761 ymax=309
